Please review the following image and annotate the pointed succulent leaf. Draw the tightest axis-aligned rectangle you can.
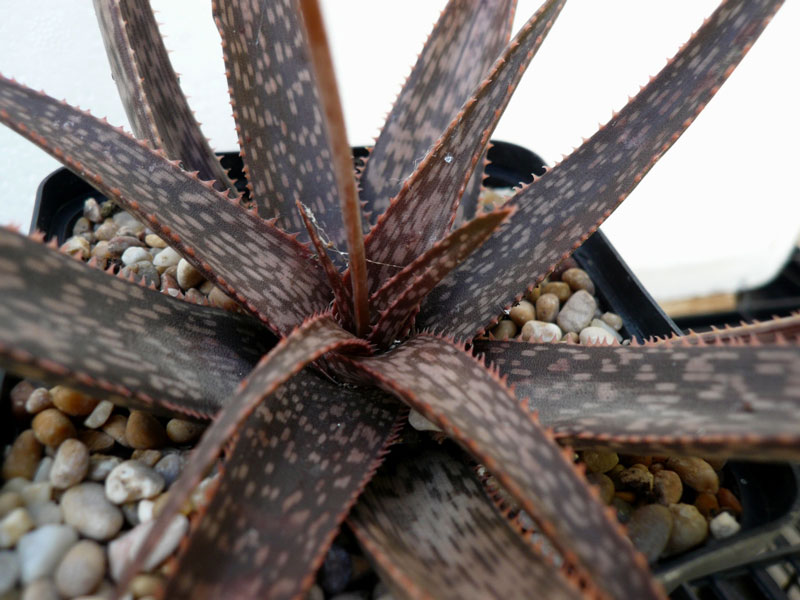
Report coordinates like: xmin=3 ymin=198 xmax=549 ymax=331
xmin=475 ymin=339 xmax=800 ymax=460
xmin=657 ymin=312 xmax=800 ymax=345
xmin=0 ymin=227 xmax=273 ymax=418
xmin=0 ymin=77 xmax=332 ymax=335
xmin=452 ymin=148 xmax=490 ymax=227
xmin=359 ymin=0 xmax=516 ymax=219
xmin=419 ymin=0 xmax=784 ymax=340
xmin=369 ymin=207 xmax=515 ymax=347
xmin=299 ymin=0 xmax=370 ymax=336
xmin=349 ymin=444 xmax=584 ymax=600
xmin=164 ymin=370 xmax=403 ymax=600
xmin=298 ymin=201 xmax=354 ymax=330
xmin=213 ymin=0 xmax=347 ymax=251
xmin=115 ymin=314 xmax=369 ymax=594
xmin=342 ymin=335 xmax=664 ymax=600
xmin=93 ymin=0 xmax=235 ymax=193
xmin=363 ymin=0 xmax=566 ymax=293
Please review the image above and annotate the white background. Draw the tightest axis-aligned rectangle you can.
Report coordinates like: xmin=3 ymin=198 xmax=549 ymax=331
xmin=0 ymin=1 xmax=798 ymax=302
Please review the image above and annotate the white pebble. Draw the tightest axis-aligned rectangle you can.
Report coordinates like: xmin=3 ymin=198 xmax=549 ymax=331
xmin=108 ymin=515 xmax=188 ymax=581
xmin=0 ymin=550 xmax=19 ymax=594
xmin=710 ymin=512 xmax=741 ymax=539
xmin=590 ymin=318 xmax=623 ymax=342
xmin=121 ymin=247 xmax=152 ymax=266
xmin=0 ymin=507 xmax=34 ymax=548
xmin=49 ymin=439 xmax=89 ymax=489
xmin=83 ymin=400 xmax=114 ymax=429
xmin=137 ymin=500 xmax=155 ymax=524
xmin=408 ymin=409 xmax=441 ymax=432
xmin=152 ymin=247 xmax=181 ymax=270
xmin=520 ymin=320 xmax=562 ymax=342
xmin=21 ymin=482 xmax=51 ymax=506
xmin=28 ymin=502 xmax=62 ymax=527
xmin=61 ymin=483 xmax=123 ymax=541
xmin=16 ymin=524 xmax=78 ymax=583
xmin=24 ymin=388 xmax=52 ymax=414
xmin=33 ymin=457 xmax=53 ymax=483
xmin=105 ymin=461 xmax=165 ymax=504
xmin=176 ymin=258 xmax=204 ymax=289
xmin=579 ymin=326 xmax=618 ymax=345
xmin=55 ymin=539 xmax=106 ymax=598
xmin=88 ymin=455 xmax=122 ymax=482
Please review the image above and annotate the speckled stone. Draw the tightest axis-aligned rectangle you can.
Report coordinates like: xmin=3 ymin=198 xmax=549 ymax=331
xmin=54 ymin=539 xmax=105 ymax=598
xmin=556 ymin=290 xmax=597 ymax=333
xmin=61 ymin=483 xmax=123 ymax=542
xmin=105 ymin=461 xmax=165 ymax=504
xmin=50 ymin=386 xmax=98 ymax=417
xmin=49 ymin=439 xmax=89 ymax=490
xmin=2 ymin=430 xmax=42 ymax=481
xmin=126 ymin=412 xmax=167 ymax=450
xmin=16 ymin=524 xmax=78 ymax=583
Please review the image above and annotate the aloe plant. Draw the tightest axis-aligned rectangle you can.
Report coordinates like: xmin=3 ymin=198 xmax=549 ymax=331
xmin=0 ymin=0 xmax=798 ymax=598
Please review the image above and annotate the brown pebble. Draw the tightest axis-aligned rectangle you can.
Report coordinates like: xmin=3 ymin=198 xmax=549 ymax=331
xmin=55 ymin=539 xmax=106 ymax=597
xmin=102 ymin=414 xmax=130 ymax=447
xmin=78 ymin=429 xmax=115 ymax=453
xmin=551 ymin=257 xmax=579 ymax=280
xmin=126 ymin=411 xmax=168 ymax=449
xmin=561 ymin=267 xmax=596 ymax=295
xmin=2 ymin=430 xmax=43 ymax=480
xmin=130 ymin=573 xmax=164 ymax=597
xmin=666 ymin=457 xmax=719 ymax=494
xmin=51 ymin=385 xmax=99 ymax=416
xmin=10 ymin=380 xmax=35 ymax=419
xmin=542 ymin=281 xmax=571 ymax=303
xmin=695 ymin=492 xmax=720 ymax=518
xmin=717 ymin=488 xmax=742 ymax=516
xmin=628 ymin=504 xmax=673 ymax=563
xmin=508 ymin=300 xmax=536 ymax=327
xmin=131 ymin=449 xmax=163 ymax=467
xmin=24 ymin=388 xmax=53 ymax=414
xmin=490 ymin=319 xmax=517 ymax=340
xmin=535 ymin=293 xmax=560 ymax=323
xmin=166 ymin=419 xmax=206 ymax=444
xmin=586 ymin=472 xmax=615 ymax=504
xmin=619 ymin=465 xmax=654 ymax=494
xmin=32 ymin=409 xmax=77 ymax=447
xmin=581 ymin=450 xmax=618 ymax=474
xmin=653 ymin=470 xmax=683 ymax=505
xmin=526 ymin=285 xmax=543 ymax=304
xmin=50 ymin=438 xmax=90 ymax=489
xmin=208 ymin=286 xmax=239 ymax=311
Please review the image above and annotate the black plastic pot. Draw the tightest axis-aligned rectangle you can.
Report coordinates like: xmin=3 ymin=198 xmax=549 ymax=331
xmin=3 ymin=142 xmax=798 ymax=596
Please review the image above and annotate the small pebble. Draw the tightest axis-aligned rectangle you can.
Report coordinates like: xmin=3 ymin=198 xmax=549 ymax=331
xmin=562 ymin=331 xmax=579 ymax=343
xmin=10 ymin=381 xmax=36 ymax=419
xmin=32 ymin=410 xmax=76 ymax=448
xmin=101 ymin=415 xmax=129 ymax=447
xmin=83 ymin=401 xmax=114 ymax=429
xmin=131 ymin=450 xmax=162 ymax=468
xmin=589 ymin=318 xmax=623 ymax=342
xmin=694 ymin=492 xmax=720 ymax=518
xmin=27 ymin=502 xmax=62 ymax=527
xmin=581 ymin=450 xmax=618 ymax=474
xmin=60 ymin=236 xmax=91 ymax=260
xmin=121 ymin=247 xmax=153 ymax=267
xmin=61 ymin=483 xmax=123 ymax=541
xmin=106 ymin=236 xmax=145 ymax=257
xmin=2 ymin=430 xmax=42 ymax=481
xmin=665 ymin=457 xmax=719 ymax=494
xmin=534 ymin=293 xmax=559 ymax=323
xmin=137 ymin=500 xmax=155 ymax=524
xmin=586 ymin=473 xmax=614 ymax=504
xmin=520 ymin=320 xmax=562 ymax=343
xmin=105 ymin=461 xmax=165 ymax=504
xmin=125 ymin=412 xmax=167 ymax=450
xmin=717 ymin=487 xmax=743 ymax=516
xmin=88 ymin=456 xmax=123 ymax=482
xmin=144 ymin=234 xmax=166 ymax=249
xmin=152 ymin=247 xmax=181 ymax=271
xmin=600 ymin=312 xmax=623 ymax=331
xmin=618 ymin=465 xmax=654 ymax=494
xmin=408 ymin=409 xmax=441 ymax=432
xmin=112 ymin=211 xmax=144 ymax=234
xmin=207 ymin=286 xmax=238 ymax=311
xmin=0 ymin=508 xmax=34 ymax=548
xmin=176 ymin=259 xmax=204 ymax=290
xmin=78 ymin=430 xmax=115 ymax=453
xmin=24 ymin=389 xmax=52 ymax=414
xmin=20 ymin=482 xmax=51 ymax=507
xmin=0 ymin=493 xmax=23 ymax=519
xmin=628 ymin=504 xmax=673 ymax=563
xmin=653 ymin=470 xmax=683 ymax=505
xmin=556 ymin=290 xmax=597 ymax=333
xmin=611 ymin=497 xmax=633 ymax=523
xmin=50 ymin=386 xmax=98 ymax=417
xmin=0 ymin=551 xmax=19 ymax=595
xmin=22 ymin=578 xmax=60 ymax=600
xmin=83 ymin=198 xmax=102 ymax=223
xmin=107 ymin=515 xmax=188 ymax=581
xmin=579 ymin=326 xmax=617 ymax=345
xmin=665 ymin=503 xmax=708 ymax=555
xmin=710 ymin=512 xmax=741 ymax=539
xmin=508 ymin=300 xmax=535 ymax=327
xmin=55 ymin=539 xmax=106 ymax=598
xmin=489 ymin=319 xmax=517 ymax=340
xmin=129 ymin=573 xmax=163 ymax=598
xmin=49 ymin=439 xmax=89 ymax=489
xmin=94 ymin=220 xmax=119 ymax=242
xmin=542 ymin=281 xmax=571 ymax=303
xmin=561 ymin=267 xmax=595 ymax=295
xmin=16 ymin=524 xmax=77 ymax=583
xmin=165 ymin=420 xmax=204 ymax=445
xmin=153 ymin=454 xmax=184 ymax=488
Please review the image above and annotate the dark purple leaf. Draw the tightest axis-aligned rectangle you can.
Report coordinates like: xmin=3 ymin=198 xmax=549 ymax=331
xmin=342 ymin=335 xmax=663 ymax=600
xmin=359 ymin=0 xmax=516 ymax=220
xmin=419 ymin=0 xmax=784 ymax=340
xmin=369 ymin=207 xmax=514 ymax=347
xmin=164 ymin=370 xmax=403 ymax=600
xmin=0 ymin=77 xmax=332 ymax=335
xmin=115 ymin=314 xmax=371 ymax=594
xmin=0 ymin=227 xmax=273 ymax=419
xmin=363 ymin=0 xmax=565 ymax=293
xmin=93 ymin=0 xmax=235 ymax=193
xmin=349 ymin=444 xmax=584 ymax=600
xmin=475 ymin=339 xmax=800 ymax=460
xmin=213 ymin=0 xmax=347 ymax=253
